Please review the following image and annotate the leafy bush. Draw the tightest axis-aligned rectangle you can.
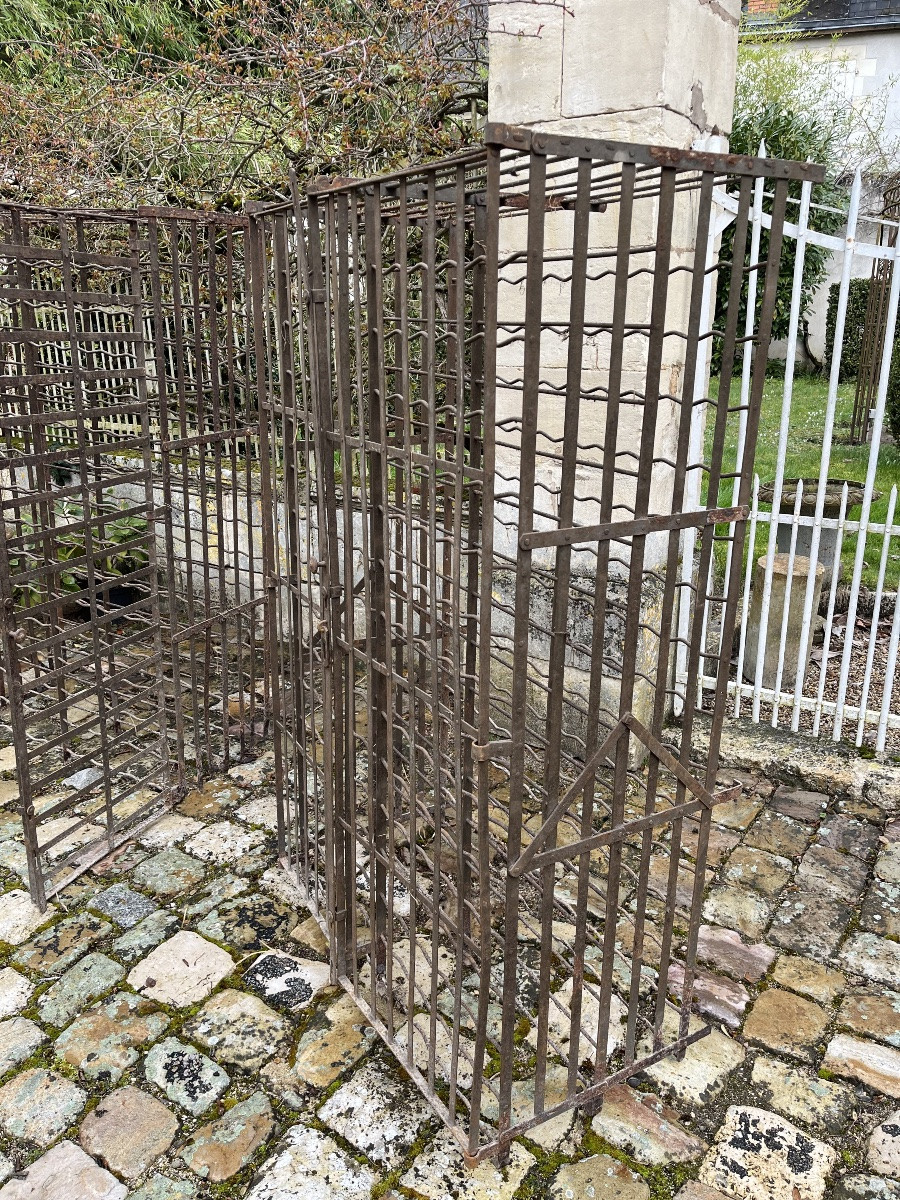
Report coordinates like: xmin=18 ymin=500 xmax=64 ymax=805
xmin=824 ymin=278 xmax=871 ymax=382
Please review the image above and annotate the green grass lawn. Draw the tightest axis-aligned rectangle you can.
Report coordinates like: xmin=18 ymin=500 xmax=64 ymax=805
xmin=706 ymin=373 xmax=900 ymax=590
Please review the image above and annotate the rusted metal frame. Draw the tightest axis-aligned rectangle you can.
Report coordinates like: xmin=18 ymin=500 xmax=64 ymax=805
xmin=365 ymin=182 xmax=401 ymax=1040
xmin=240 ymin=219 xmax=261 ymax=770
xmin=560 ymin=159 xmax=635 ymax=1091
xmin=677 ymin=179 xmax=790 ymax=1046
xmin=147 ymin=217 xmax=187 ymax=790
xmin=221 ymin=227 xmax=250 ymax=759
xmin=592 ymin=166 xmax=678 ymax=1088
xmin=186 ymin=223 xmax=217 ymax=768
xmin=393 ymin=179 xmax=422 ymax=1020
xmin=6 ymin=213 xmax=64 ymax=901
xmin=204 ymin=225 xmax=233 ymax=766
xmin=113 ymin=215 xmax=170 ymax=816
xmin=165 ymin=219 xmax=203 ymax=774
xmin=333 ymin=192 xmax=361 ymax=981
xmin=382 ymin=211 xmax=407 ymax=1017
xmin=486 ymin=122 xmax=825 ymax=184
xmin=495 ymin=144 xmax=548 ymax=1157
xmin=271 ymin=213 xmax=302 ymax=856
xmin=306 ymin=192 xmax=346 ymax=966
xmin=0 ymin=398 xmax=148 ymax=429
xmin=461 ymin=191 xmax=487 ymax=947
xmin=54 ymin=215 xmax=120 ymax=862
xmin=445 ymin=162 xmax=472 ymax=1125
xmin=0 ymin=366 xmax=145 ymax=390
xmin=249 ymin=206 xmax=287 ymax=867
xmin=0 ymin=326 xmax=142 ymax=346
xmin=651 ymin=175 xmax=753 ymax=1043
xmin=0 ymin=240 xmax=133 ymax=269
xmin=422 ymin=168 xmax=446 ymax=1094
xmin=520 ymin=504 xmax=748 ymax=549
xmin=289 ymin=177 xmax=319 ymax=893
xmin=624 ymin=170 xmax=716 ymax=1060
xmin=532 ymin=152 xmax=604 ymax=1114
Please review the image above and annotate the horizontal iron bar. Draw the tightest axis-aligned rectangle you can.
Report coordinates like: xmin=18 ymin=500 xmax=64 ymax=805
xmin=519 ymin=505 xmax=749 ymax=551
xmin=485 ymin=122 xmax=826 ymax=182
xmin=510 ymin=784 xmax=741 ymax=877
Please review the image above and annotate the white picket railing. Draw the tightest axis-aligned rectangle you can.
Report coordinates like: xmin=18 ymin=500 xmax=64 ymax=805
xmin=676 ymin=165 xmax=900 ymax=753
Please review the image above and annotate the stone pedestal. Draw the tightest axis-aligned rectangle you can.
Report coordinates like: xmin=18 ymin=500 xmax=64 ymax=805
xmin=744 ymin=554 xmax=825 ymax=691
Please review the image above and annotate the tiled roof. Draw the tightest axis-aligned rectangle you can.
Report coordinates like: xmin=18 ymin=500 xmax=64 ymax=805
xmin=745 ymin=0 xmax=900 ymax=27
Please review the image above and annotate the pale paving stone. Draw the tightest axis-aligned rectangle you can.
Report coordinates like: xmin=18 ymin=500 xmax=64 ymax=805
xmin=38 ymin=953 xmax=125 ymax=1028
xmin=702 ymin=886 xmax=771 ymax=940
xmin=833 ymin=1177 xmax=900 ymax=1199
xmin=243 ymin=952 xmax=331 ymax=1013
xmin=396 ymin=1012 xmax=487 ymax=1090
xmin=111 ymin=909 xmax=180 ymax=964
xmin=869 ymin=1110 xmax=900 ymax=1177
xmin=743 ymin=988 xmax=830 ymax=1063
xmin=235 ymin=795 xmax=279 ymax=831
xmin=181 ymin=873 xmax=248 ymax=919
xmin=130 ymin=849 xmax=207 ymax=900
xmin=195 ymin=894 xmax=297 ymax=952
xmin=89 ymin=882 xmax=156 ymax=928
xmin=0 ymin=968 xmax=31 ymax=1018
xmin=550 ymin=1153 xmax=649 ymax=1199
xmin=258 ymin=865 xmax=308 ymax=908
xmin=772 ymin=955 xmax=846 ymax=1005
xmin=144 ymin=1037 xmax=229 ymax=1115
xmin=0 ymin=1067 xmax=86 ymax=1145
xmin=751 ymin=1055 xmax=854 ymax=1135
xmin=319 ymin=1061 xmax=431 ymax=1167
xmin=841 ymin=934 xmax=900 ymax=990
xmin=745 ymin=810 xmax=814 ymax=857
xmin=181 ymin=1091 xmax=273 ymax=1182
xmin=13 ymin=912 xmax=111 ymax=975
xmin=0 ymin=1017 xmax=44 ymax=1075
xmin=823 ymin=1034 xmax=900 ymax=1098
xmin=184 ymin=988 xmax=289 ymax=1070
xmin=526 ymin=976 xmax=627 ymax=1061
xmin=0 ymin=1157 xmax=10 ymax=1186
xmin=639 ymin=1010 xmax=744 ymax=1105
xmin=139 ymin=814 xmax=204 ymax=850
xmin=183 ymin=821 xmax=265 ymax=863
xmin=398 ymin=1129 xmax=533 ymax=1200
xmin=0 ymin=889 xmax=54 ymax=945
xmin=246 ymin=1122 xmax=378 ymax=1200
xmin=55 ymin=991 xmax=169 ymax=1083
xmin=0 ymin=1140 xmax=126 ymax=1200
xmin=699 ymin=1106 xmax=838 ymax=1200
xmin=797 ymin=844 xmax=870 ymax=905
xmin=228 ymin=752 xmax=274 ymax=786
xmin=480 ymin=1062 xmax=577 ymax=1152
xmin=839 ymin=989 xmax=900 ymax=1048
xmin=696 ymin=924 xmax=776 ymax=983
xmin=664 ymin=961 xmax=749 ymax=1029
xmin=722 ymin=847 xmax=793 ymax=897
xmin=674 ymin=1186 xmax=732 ymax=1200
xmin=876 ymin=844 xmax=900 ymax=884
xmin=770 ymin=893 xmax=854 ymax=961
xmin=79 ymin=1085 xmax=178 ymax=1182
xmin=290 ymin=914 xmax=328 ymax=955
xmin=591 ymin=1084 xmax=706 ymax=1165
xmin=127 ymin=931 xmax=234 ymax=1006
xmin=127 ymin=1177 xmax=198 ymax=1200
xmin=261 ymin=992 xmax=376 ymax=1100
xmin=714 ymin=794 xmax=763 ymax=830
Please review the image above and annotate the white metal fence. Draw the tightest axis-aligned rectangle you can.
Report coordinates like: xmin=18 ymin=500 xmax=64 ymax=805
xmin=676 ymin=165 xmax=900 ymax=754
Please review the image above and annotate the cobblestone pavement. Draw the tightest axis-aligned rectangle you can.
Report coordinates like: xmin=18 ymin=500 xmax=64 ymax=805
xmin=0 ymin=753 xmax=896 ymax=1199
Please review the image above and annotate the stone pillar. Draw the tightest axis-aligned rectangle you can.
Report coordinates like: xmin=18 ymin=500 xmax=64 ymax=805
xmin=488 ymin=0 xmax=740 ymax=150
xmin=486 ymin=0 xmax=741 ymax=737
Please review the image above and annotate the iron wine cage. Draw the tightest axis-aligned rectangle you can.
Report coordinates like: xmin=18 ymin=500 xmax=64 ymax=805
xmin=254 ymin=126 xmax=820 ymax=1161
xmin=0 ymin=203 xmax=268 ymax=906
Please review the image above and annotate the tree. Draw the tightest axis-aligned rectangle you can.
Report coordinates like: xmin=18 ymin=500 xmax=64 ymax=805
xmin=0 ymin=0 xmax=487 ymax=210
xmin=724 ymin=1 xmax=900 ymax=356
